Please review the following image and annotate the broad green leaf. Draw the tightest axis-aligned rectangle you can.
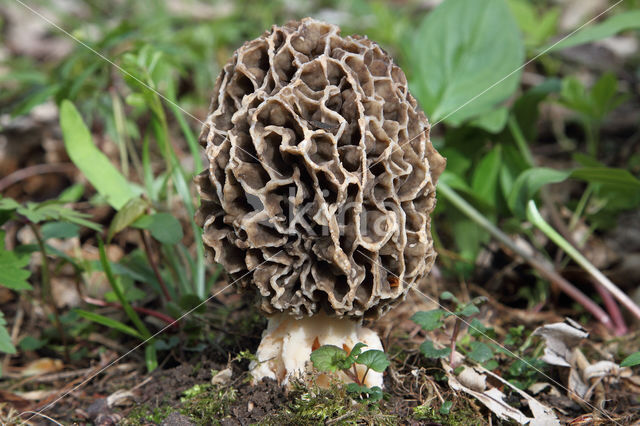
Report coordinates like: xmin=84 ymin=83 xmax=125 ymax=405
xmin=60 ymin=100 xmax=137 ymax=210
xmin=132 ymin=213 xmax=183 ymax=244
xmin=620 ymin=351 xmax=640 ymax=368
xmin=411 ymin=309 xmax=446 ymax=331
xmin=508 ymin=167 xmax=571 ymax=218
xmin=419 ymin=340 xmax=451 ymax=359
xmin=356 ymin=350 xmax=390 ymax=372
xmin=571 ymin=167 xmax=640 ymax=190
xmin=470 ymin=107 xmax=509 ymax=133
xmin=0 ymin=198 xmax=20 ymax=211
xmin=107 ymin=197 xmax=149 ymax=242
xmin=471 ymin=146 xmax=502 ymax=205
xmin=543 ymin=10 xmax=640 ymax=53
xmin=411 ymin=0 xmax=524 ymax=125
xmin=467 ymin=341 xmax=493 ymax=363
xmin=310 ymin=345 xmax=348 ymax=372
xmin=0 ymin=232 xmax=32 ymax=291
xmin=41 ymin=222 xmax=80 ymax=240
xmin=75 ymin=309 xmax=144 ymax=339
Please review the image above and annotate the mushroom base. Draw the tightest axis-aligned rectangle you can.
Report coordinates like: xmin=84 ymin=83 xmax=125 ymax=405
xmin=249 ymin=312 xmax=384 ymax=388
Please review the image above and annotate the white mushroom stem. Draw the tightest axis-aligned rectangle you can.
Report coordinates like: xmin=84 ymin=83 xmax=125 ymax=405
xmin=249 ymin=312 xmax=384 ymax=388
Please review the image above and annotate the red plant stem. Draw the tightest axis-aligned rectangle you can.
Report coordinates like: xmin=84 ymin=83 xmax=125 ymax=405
xmin=139 ymin=229 xmax=172 ymax=301
xmin=594 ymin=282 xmax=627 ymax=336
xmin=83 ymin=296 xmax=178 ymax=330
xmin=450 ymin=318 xmax=461 ymax=367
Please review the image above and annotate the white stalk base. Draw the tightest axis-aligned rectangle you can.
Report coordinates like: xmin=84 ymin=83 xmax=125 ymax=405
xmin=250 ymin=312 xmax=384 ymax=388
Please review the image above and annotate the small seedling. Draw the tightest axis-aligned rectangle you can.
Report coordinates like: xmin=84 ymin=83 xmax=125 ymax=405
xmin=310 ymin=342 xmax=389 ymax=403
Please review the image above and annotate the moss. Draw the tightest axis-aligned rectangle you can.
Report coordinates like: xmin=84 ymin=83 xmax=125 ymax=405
xmin=179 ymin=383 xmax=237 ymax=425
xmin=413 ymin=398 xmax=485 ymax=426
xmin=122 ymin=404 xmax=173 ymax=425
xmin=260 ymin=379 xmax=398 ymax=426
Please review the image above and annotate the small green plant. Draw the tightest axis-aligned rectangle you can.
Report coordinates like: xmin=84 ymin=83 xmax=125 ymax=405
xmin=310 ymin=342 xmax=390 ymax=403
xmin=621 ymin=351 xmax=640 ymax=368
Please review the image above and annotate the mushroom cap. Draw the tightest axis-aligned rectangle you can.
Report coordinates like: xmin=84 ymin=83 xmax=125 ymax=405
xmin=195 ymin=18 xmax=445 ymax=320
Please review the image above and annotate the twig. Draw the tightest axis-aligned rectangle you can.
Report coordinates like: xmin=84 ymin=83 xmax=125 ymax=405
xmin=527 ymin=200 xmax=640 ymax=322
xmin=82 ymin=296 xmax=178 ymax=329
xmin=438 ymin=182 xmax=615 ymax=332
xmin=139 ymin=229 xmax=172 ymax=301
xmin=0 ymin=163 xmax=75 ymax=192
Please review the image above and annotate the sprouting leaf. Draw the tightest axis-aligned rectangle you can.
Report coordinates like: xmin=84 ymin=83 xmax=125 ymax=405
xmin=0 ymin=232 xmax=32 ymax=291
xmin=620 ymin=351 xmax=640 ymax=368
xmin=356 ymin=350 xmax=390 ymax=373
xmin=107 ymin=197 xmax=149 ymax=242
xmin=344 ymin=342 xmax=367 ymax=366
xmin=410 ymin=0 xmax=524 ymax=125
xmin=132 ymin=213 xmax=183 ymax=244
xmin=145 ymin=344 xmax=158 ymax=372
xmin=411 ymin=309 xmax=446 ymax=331
xmin=467 ymin=341 xmax=494 ymax=363
xmin=457 ymin=303 xmax=480 ymax=318
xmin=75 ymin=309 xmax=144 ymax=339
xmin=60 ymin=100 xmax=137 ymax=210
xmin=420 ymin=340 xmax=451 ymax=359
xmin=506 ymin=0 xmax=559 ymax=48
xmin=543 ymin=10 xmax=640 ymax=53
xmin=310 ymin=345 xmax=348 ymax=372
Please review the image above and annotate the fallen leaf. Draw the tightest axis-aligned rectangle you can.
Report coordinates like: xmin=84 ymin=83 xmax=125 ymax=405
xmin=533 ymin=319 xmax=588 ymax=367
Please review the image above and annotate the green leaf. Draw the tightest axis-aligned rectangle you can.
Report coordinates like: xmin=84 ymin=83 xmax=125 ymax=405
xmin=571 ymin=167 xmax=640 ymax=190
xmin=508 ymin=167 xmax=571 ymax=218
xmin=310 ymin=345 xmax=348 ymax=372
xmin=471 ymin=145 xmax=502 ymax=205
xmin=440 ymin=400 xmax=453 ymax=415
xmin=543 ymin=10 xmax=640 ymax=53
xmin=507 ymin=0 xmax=559 ymax=48
xmin=467 ymin=341 xmax=493 ymax=363
xmin=75 ymin=309 xmax=144 ymax=339
xmin=344 ymin=342 xmax=368 ymax=366
xmin=457 ymin=303 xmax=480 ymax=317
xmin=0 ymin=312 xmax=16 ymax=355
xmin=107 ymin=197 xmax=149 ymax=242
xmin=411 ymin=0 xmax=524 ymax=125
xmin=0 ymin=232 xmax=32 ymax=291
xmin=60 ymin=100 xmax=137 ymax=209
xmin=145 ymin=344 xmax=158 ymax=372
xmin=132 ymin=213 xmax=183 ymax=244
xmin=470 ymin=107 xmax=509 ymax=133
xmin=41 ymin=222 xmax=80 ymax=240
xmin=356 ymin=350 xmax=390 ymax=373
xmin=0 ymin=198 xmax=20 ymax=211
xmin=420 ymin=340 xmax=451 ymax=359
xmin=19 ymin=336 xmax=47 ymax=351
xmin=621 ymin=351 xmax=640 ymax=368
xmin=411 ymin=309 xmax=446 ymax=331
xmin=98 ymin=238 xmax=151 ymax=339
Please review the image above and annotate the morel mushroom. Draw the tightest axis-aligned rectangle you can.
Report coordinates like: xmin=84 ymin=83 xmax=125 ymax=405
xmin=195 ymin=18 xmax=445 ymax=387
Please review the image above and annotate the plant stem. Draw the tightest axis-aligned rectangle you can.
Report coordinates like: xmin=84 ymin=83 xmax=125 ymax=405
xmin=438 ymin=182 xmax=614 ymax=331
xmin=527 ymin=200 xmax=640 ymax=322
xmin=508 ymin=116 xmax=535 ymax=167
xmin=140 ymin=229 xmax=172 ymax=301
xmin=449 ymin=317 xmax=461 ymax=367
xmin=27 ymin=222 xmax=69 ymax=361
xmin=82 ymin=296 xmax=178 ymax=329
